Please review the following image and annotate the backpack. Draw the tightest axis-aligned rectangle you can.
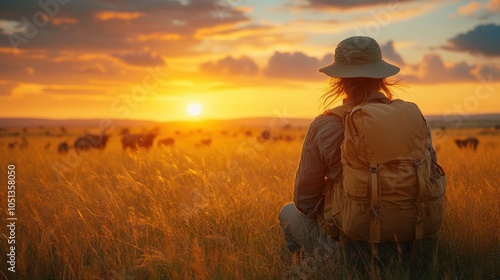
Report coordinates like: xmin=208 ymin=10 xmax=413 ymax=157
xmin=322 ymin=99 xmax=446 ymax=243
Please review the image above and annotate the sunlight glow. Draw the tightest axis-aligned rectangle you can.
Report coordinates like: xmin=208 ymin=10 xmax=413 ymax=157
xmin=187 ymin=103 xmax=202 ymax=117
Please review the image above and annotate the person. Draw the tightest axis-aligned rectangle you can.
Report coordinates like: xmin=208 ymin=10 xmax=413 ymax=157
xmin=278 ymin=36 xmax=441 ymax=266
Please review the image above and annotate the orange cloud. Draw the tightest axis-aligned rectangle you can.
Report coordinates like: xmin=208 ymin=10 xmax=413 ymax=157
xmin=95 ymin=11 xmax=144 ymax=21
xmin=458 ymin=1 xmax=482 ymax=16
xmin=487 ymin=0 xmax=500 ymax=12
xmin=0 ymin=82 xmax=18 ymax=96
xmin=51 ymin=17 xmax=78 ymax=26
xmin=134 ymin=33 xmax=182 ymax=42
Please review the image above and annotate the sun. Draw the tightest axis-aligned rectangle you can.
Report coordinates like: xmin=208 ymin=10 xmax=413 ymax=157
xmin=187 ymin=103 xmax=202 ymax=117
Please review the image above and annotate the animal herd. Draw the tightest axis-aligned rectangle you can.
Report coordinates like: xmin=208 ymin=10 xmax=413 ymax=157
xmin=454 ymin=137 xmax=479 ymax=151
xmin=2 ymin=126 xmax=489 ymax=154
xmin=57 ymin=132 xmax=162 ymax=154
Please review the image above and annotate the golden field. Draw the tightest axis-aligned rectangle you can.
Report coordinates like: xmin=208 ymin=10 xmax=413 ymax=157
xmin=0 ymin=125 xmax=499 ymax=279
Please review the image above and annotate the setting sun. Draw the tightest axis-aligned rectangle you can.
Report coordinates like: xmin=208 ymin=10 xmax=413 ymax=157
xmin=187 ymin=103 xmax=202 ymax=117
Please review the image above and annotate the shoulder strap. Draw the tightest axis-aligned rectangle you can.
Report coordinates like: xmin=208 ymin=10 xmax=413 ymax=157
xmin=324 ymin=104 xmax=353 ymax=123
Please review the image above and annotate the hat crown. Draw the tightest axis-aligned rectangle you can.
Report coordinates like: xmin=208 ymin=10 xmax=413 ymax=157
xmin=334 ymin=36 xmax=382 ymax=65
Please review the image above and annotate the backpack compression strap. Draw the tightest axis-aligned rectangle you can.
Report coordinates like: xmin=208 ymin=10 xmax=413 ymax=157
xmin=414 ymin=159 xmax=426 ymax=240
xmin=369 ymin=163 xmax=381 ymax=243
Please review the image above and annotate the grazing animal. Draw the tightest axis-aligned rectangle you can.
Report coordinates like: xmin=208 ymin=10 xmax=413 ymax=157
xmin=74 ymin=133 xmax=109 ymax=151
xmin=58 ymin=142 xmax=70 ymax=154
xmin=7 ymin=142 xmax=17 ymax=149
xmin=158 ymin=137 xmax=175 ymax=147
xmin=121 ymin=133 xmax=157 ymax=150
xmin=258 ymin=129 xmax=273 ymax=142
xmin=197 ymin=138 xmax=212 ymax=147
xmin=455 ymin=137 xmax=479 ymax=151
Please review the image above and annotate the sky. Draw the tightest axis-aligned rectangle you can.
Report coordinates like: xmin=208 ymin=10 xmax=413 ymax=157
xmin=0 ymin=0 xmax=499 ymax=122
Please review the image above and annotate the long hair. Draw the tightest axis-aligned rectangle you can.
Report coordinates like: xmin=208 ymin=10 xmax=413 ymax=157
xmin=321 ymin=77 xmax=399 ymax=109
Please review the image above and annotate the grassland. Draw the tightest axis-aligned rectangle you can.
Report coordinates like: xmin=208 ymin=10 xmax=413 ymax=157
xmin=0 ymin=125 xmax=499 ymax=279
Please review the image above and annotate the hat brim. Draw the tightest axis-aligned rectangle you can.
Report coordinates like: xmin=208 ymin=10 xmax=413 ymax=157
xmin=319 ymin=60 xmax=400 ymax=79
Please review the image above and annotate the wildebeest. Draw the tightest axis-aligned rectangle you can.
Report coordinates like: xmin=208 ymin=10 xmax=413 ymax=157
xmin=7 ymin=141 xmax=17 ymax=149
xmin=455 ymin=137 xmax=479 ymax=151
xmin=158 ymin=137 xmax=175 ymax=147
xmin=196 ymin=138 xmax=212 ymax=147
xmin=121 ymin=133 xmax=157 ymax=150
xmin=74 ymin=132 xmax=109 ymax=151
xmin=58 ymin=142 xmax=70 ymax=154
xmin=257 ymin=129 xmax=273 ymax=142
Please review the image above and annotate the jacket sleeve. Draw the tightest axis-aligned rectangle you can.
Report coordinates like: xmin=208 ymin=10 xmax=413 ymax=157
xmin=293 ymin=115 xmax=344 ymax=215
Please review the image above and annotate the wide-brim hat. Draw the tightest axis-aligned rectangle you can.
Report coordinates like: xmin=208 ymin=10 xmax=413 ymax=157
xmin=319 ymin=36 xmax=400 ymax=79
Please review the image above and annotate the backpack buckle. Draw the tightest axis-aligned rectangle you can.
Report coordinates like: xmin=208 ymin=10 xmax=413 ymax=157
xmin=369 ymin=166 xmax=378 ymax=173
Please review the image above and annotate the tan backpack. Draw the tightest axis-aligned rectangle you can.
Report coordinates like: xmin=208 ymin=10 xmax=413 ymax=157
xmin=322 ymin=99 xmax=446 ymax=243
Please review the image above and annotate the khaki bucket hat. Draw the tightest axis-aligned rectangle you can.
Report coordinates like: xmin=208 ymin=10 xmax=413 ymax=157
xmin=319 ymin=36 xmax=400 ymax=79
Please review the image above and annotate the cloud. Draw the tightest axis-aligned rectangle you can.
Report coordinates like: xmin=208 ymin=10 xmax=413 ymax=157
xmin=295 ymin=0 xmax=413 ymax=9
xmin=94 ymin=11 xmax=144 ymax=21
xmin=487 ymin=0 xmax=500 ymax=12
xmin=199 ymin=56 xmax=258 ymax=76
xmin=263 ymin=52 xmax=331 ymax=80
xmin=0 ymin=0 xmax=250 ymax=91
xmin=444 ymin=24 xmax=500 ymax=56
xmin=380 ymin=40 xmax=404 ymax=66
xmin=458 ymin=1 xmax=482 ymax=16
xmin=112 ymin=51 xmax=164 ymax=66
xmin=405 ymin=54 xmax=483 ymax=84
xmin=0 ymin=0 xmax=248 ymax=54
xmin=42 ymin=88 xmax=107 ymax=96
xmin=0 ymin=51 xmax=124 ymax=85
xmin=471 ymin=64 xmax=500 ymax=79
xmin=0 ymin=82 xmax=18 ymax=96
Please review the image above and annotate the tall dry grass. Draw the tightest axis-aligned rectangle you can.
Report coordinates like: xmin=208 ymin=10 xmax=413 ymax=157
xmin=0 ymin=128 xmax=499 ymax=279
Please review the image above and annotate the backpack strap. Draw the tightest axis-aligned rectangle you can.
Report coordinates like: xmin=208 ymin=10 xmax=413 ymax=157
xmin=369 ymin=163 xmax=381 ymax=243
xmin=324 ymin=104 xmax=353 ymax=123
xmin=414 ymin=159 xmax=426 ymax=240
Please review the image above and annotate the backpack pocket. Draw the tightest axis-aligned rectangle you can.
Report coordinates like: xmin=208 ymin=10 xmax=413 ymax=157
xmin=342 ymin=197 xmax=370 ymax=240
xmin=426 ymin=161 xmax=446 ymax=198
xmin=379 ymin=161 xmax=418 ymax=200
xmin=380 ymin=203 xmax=416 ymax=242
xmin=424 ymin=196 xmax=444 ymax=236
xmin=343 ymin=165 xmax=369 ymax=198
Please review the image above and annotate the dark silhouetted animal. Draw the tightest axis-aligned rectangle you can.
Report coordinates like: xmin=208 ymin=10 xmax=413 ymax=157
xmin=158 ymin=137 xmax=175 ymax=147
xmin=74 ymin=133 xmax=109 ymax=151
xmin=258 ymin=129 xmax=273 ymax=142
xmin=121 ymin=133 xmax=157 ymax=150
xmin=455 ymin=137 xmax=479 ymax=151
xmin=7 ymin=142 xmax=17 ymax=149
xmin=58 ymin=142 xmax=70 ymax=154
xmin=197 ymin=138 xmax=212 ymax=147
